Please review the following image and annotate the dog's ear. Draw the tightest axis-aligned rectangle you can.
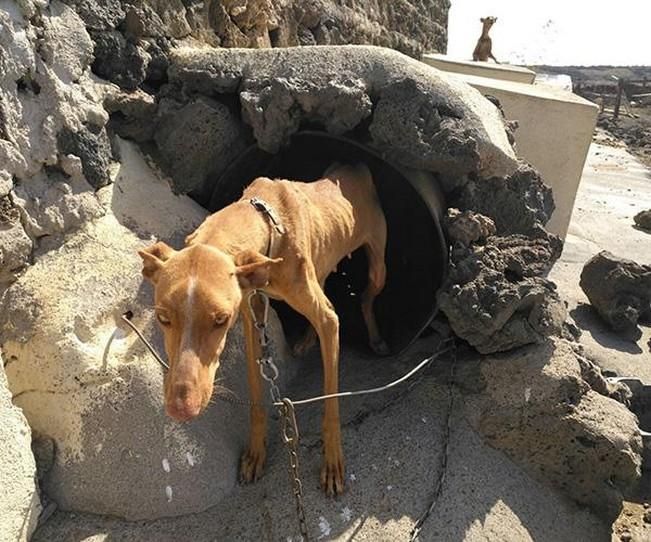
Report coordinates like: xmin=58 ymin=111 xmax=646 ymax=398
xmin=234 ymin=250 xmax=283 ymax=289
xmin=480 ymin=17 xmax=485 ymax=22
xmin=138 ymin=242 xmax=176 ymax=283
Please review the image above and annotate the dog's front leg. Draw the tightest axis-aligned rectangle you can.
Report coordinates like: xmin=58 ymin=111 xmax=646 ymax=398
xmin=239 ymin=296 xmax=267 ymax=483
xmin=317 ymin=307 xmax=344 ymax=497
xmin=287 ymin=279 xmax=345 ymax=495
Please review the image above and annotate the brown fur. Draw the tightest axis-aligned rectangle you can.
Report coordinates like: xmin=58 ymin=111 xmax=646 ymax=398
xmin=138 ymin=163 xmax=388 ymax=495
xmin=473 ymin=16 xmax=499 ymax=63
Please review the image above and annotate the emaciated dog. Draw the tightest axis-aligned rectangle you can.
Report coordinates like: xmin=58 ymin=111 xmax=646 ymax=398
xmin=138 ymin=163 xmax=388 ymax=495
xmin=473 ymin=16 xmax=499 ymax=63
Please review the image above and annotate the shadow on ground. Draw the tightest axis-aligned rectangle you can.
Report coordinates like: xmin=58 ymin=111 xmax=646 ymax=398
xmin=570 ymin=303 xmax=644 ymax=355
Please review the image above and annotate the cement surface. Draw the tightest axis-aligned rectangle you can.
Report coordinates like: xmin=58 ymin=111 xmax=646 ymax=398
xmin=32 ymin=134 xmax=650 ymax=542
xmin=33 ymin=335 xmax=606 ymax=541
xmin=549 ymin=134 xmax=651 ymax=382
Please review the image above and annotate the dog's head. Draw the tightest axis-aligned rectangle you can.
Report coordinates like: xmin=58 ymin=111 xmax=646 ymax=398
xmin=480 ymin=16 xmax=498 ymax=28
xmin=138 ymin=242 xmax=281 ymax=421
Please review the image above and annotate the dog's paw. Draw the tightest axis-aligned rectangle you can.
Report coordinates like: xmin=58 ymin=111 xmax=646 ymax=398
xmin=320 ymin=452 xmax=345 ymax=497
xmin=370 ymin=338 xmax=390 ymax=356
xmin=240 ymin=447 xmax=266 ymax=484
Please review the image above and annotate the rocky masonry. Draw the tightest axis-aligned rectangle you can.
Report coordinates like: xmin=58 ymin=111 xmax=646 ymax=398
xmin=0 ymin=0 xmax=644 ymax=538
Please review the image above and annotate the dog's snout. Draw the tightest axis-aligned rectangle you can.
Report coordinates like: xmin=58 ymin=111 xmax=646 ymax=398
xmin=166 ymin=382 xmax=202 ymax=422
xmin=173 ymin=382 xmax=191 ymax=401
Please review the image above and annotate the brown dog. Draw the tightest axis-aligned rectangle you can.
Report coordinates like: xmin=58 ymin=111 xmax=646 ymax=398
xmin=473 ymin=16 xmax=499 ymax=63
xmin=138 ymin=163 xmax=388 ymax=495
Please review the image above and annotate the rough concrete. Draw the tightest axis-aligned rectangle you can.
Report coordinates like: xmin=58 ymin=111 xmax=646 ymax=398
xmin=0 ymin=357 xmax=42 ymax=542
xmin=422 ymin=53 xmax=537 ymax=84
xmin=580 ymin=251 xmax=651 ymax=342
xmin=464 ymin=338 xmax=643 ymax=522
xmin=438 ymin=232 xmax=565 ymax=354
xmin=32 ymin=335 xmax=611 ymax=541
xmin=168 ymin=45 xmax=519 ymax=188
xmin=0 ymin=139 xmax=291 ymax=520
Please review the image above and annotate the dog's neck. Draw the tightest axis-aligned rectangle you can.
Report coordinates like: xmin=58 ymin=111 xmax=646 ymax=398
xmin=186 ymin=201 xmax=273 ymax=258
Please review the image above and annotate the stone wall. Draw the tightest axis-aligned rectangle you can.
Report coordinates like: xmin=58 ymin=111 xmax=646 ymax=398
xmin=64 ymin=0 xmax=449 ymax=91
xmin=1 ymin=0 xmax=450 ymax=289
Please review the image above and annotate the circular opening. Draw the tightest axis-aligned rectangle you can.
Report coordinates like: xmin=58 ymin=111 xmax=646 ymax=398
xmin=208 ymin=131 xmax=448 ymax=354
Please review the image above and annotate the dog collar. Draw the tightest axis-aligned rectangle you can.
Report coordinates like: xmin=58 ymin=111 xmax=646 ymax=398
xmin=249 ymin=197 xmax=286 ymax=257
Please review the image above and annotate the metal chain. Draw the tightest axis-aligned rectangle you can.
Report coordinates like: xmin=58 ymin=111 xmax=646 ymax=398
xmin=409 ymin=339 xmax=457 ymax=542
xmin=280 ymin=398 xmax=309 ymax=541
xmin=249 ymin=290 xmax=310 ymax=541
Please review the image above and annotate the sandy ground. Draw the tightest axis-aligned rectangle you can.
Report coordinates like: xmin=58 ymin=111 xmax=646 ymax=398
xmin=33 ymin=135 xmax=650 ymax=541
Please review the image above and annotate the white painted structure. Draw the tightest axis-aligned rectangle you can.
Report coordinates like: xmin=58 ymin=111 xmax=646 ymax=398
xmin=422 ymin=57 xmax=598 ymax=239
xmin=422 ymin=53 xmax=536 ymax=84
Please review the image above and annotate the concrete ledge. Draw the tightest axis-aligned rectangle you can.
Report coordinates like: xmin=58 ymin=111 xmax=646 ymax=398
xmin=451 ymin=73 xmax=599 ymax=239
xmin=422 ymin=53 xmax=536 ymax=84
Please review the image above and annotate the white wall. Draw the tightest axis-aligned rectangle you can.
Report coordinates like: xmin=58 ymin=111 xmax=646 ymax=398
xmin=448 ymin=0 xmax=651 ymax=66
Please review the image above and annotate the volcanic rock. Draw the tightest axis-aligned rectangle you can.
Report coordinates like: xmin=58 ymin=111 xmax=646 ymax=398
xmin=464 ymin=338 xmax=643 ymax=521
xmin=580 ymin=250 xmax=651 ymax=341
xmin=438 ymin=233 xmax=565 ymax=354
xmin=634 ymin=209 xmax=651 ymax=231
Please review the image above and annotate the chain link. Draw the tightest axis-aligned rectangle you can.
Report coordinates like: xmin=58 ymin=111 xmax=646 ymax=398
xmin=250 ymin=290 xmax=311 ymax=541
xmin=280 ymin=398 xmax=309 ymax=540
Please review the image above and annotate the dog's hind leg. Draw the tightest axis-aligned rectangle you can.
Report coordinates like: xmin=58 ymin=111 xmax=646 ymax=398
xmin=239 ymin=294 xmax=268 ymax=484
xmin=362 ymin=221 xmax=389 ymax=355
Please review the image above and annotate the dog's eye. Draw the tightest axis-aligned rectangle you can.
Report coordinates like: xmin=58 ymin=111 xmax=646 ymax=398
xmin=214 ymin=314 xmax=228 ymax=327
xmin=157 ymin=313 xmax=171 ymax=326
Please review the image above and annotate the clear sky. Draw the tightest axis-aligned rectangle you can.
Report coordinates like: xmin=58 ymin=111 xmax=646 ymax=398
xmin=447 ymin=0 xmax=651 ymax=66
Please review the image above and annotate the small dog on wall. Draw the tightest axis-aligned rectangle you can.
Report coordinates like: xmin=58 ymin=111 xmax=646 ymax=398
xmin=473 ymin=16 xmax=499 ymax=63
xmin=138 ymin=163 xmax=388 ymax=495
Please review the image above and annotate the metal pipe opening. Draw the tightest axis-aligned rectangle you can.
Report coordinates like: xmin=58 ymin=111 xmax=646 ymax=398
xmin=207 ymin=131 xmax=449 ymax=355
